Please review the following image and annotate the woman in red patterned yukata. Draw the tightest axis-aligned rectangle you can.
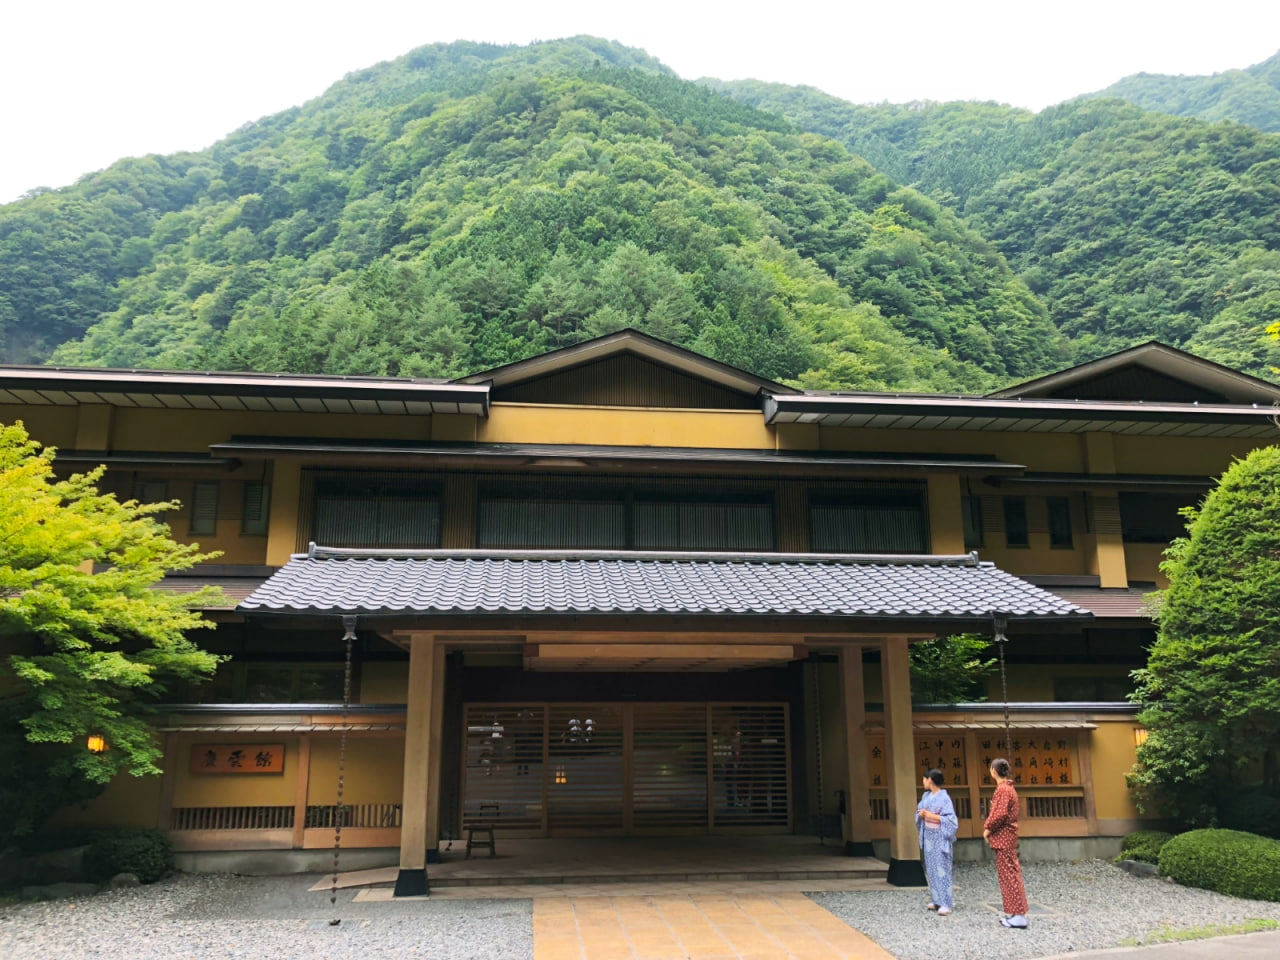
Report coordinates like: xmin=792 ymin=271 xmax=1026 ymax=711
xmin=983 ymin=757 xmax=1029 ymax=929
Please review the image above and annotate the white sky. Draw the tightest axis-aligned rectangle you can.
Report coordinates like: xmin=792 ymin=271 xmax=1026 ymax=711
xmin=2 ymin=0 xmax=1279 ymax=203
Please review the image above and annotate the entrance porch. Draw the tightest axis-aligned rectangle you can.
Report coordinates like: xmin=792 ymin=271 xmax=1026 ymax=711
xmin=235 ymin=546 xmax=1091 ymax=896
xmin=319 ymin=835 xmax=888 ymax=891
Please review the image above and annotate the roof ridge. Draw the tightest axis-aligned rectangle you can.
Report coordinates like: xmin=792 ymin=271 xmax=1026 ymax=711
xmin=299 ymin=544 xmax=983 ymax=566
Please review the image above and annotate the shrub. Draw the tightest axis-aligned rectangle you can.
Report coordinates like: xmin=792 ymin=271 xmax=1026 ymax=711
xmin=1219 ymin=791 xmax=1280 ymax=840
xmin=83 ymin=828 xmax=174 ymax=885
xmin=1118 ymin=830 xmax=1174 ymax=864
xmin=1158 ymin=829 xmax=1280 ymax=901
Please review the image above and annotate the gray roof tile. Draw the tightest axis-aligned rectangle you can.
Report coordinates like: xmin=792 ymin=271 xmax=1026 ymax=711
xmin=236 ymin=551 xmax=1090 ymax=622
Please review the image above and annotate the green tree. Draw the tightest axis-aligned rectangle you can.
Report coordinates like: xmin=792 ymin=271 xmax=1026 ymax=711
xmin=909 ymin=634 xmax=996 ymax=704
xmin=1128 ymin=446 xmax=1280 ymax=824
xmin=0 ymin=422 xmax=222 ymax=842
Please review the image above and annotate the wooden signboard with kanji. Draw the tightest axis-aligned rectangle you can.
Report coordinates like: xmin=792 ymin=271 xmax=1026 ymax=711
xmin=190 ymin=744 xmax=285 ymax=774
xmin=865 ymin=734 xmax=967 ymax=788
xmin=977 ymin=734 xmax=1076 ymax=786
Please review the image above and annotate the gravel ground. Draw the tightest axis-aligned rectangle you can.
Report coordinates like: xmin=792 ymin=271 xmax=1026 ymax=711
xmin=811 ymin=859 xmax=1280 ymax=960
xmin=0 ymin=873 xmax=532 ymax=960
xmin=5 ymin=861 xmax=1280 ymax=960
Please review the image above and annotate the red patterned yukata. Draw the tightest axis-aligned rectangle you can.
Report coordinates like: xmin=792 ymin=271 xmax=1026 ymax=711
xmin=984 ymin=779 xmax=1029 ymax=918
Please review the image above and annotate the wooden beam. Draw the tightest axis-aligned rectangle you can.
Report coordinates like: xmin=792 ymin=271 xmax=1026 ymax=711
xmin=838 ymin=647 xmax=874 ymax=855
xmin=395 ymin=636 xmax=436 ymax=896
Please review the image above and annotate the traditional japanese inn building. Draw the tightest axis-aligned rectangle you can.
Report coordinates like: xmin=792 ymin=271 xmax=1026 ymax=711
xmin=4 ymin=331 xmax=1278 ymax=894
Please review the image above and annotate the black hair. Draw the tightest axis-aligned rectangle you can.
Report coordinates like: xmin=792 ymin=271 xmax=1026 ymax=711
xmin=926 ymin=768 xmax=945 ymax=787
xmin=990 ymin=757 xmax=1012 ymax=779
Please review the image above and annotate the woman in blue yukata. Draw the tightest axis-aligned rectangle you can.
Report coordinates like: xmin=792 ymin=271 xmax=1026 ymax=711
xmin=916 ymin=767 xmax=959 ymax=915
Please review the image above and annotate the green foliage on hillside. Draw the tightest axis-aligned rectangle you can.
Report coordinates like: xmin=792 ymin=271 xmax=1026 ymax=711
xmin=1086 ymin=51 xmax=1280 ymax=132
xmin=0 ymin=39 xmax=1066 ymax=391
xmin=713 ymin=81 xmax=1280 ymax=379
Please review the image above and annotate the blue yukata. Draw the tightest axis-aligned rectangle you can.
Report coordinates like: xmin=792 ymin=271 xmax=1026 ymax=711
xmin=916 ymin=788 xmax=959 ymax=911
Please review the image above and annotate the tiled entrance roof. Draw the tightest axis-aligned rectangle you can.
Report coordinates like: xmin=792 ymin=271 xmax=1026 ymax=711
xmin=236 ymin=547 xmax=1090 ymax=623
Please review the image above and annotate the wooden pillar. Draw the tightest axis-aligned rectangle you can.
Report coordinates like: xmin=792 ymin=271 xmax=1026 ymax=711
xmin=395 ymin=635 xmax=437 ymax=896
xmin=265 ymin=459 xmax=302 ymax=566
xmin=926 ymin=474 xmax=965 ymax=555
xmin=424 ymin=641 xmax=447 ymax=862
xmin=881 ymin=637 xmax=925 ymax=886
xmin=838 ymin=647 xmax=874 ymax=856
xmin=1086 ymin=494 xmax=1128 ymax=588
xmin=292 ymin=735 xmax=311 ymax=849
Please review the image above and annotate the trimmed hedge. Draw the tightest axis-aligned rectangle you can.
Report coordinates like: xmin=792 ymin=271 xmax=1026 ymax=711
xmin=83 ymin=828 xmax=174 ymax=885
xmin=1158 ymin=829 xmax=1280 ymax=902
xmin=1118 ymin=830 xmax=1174 ymax=865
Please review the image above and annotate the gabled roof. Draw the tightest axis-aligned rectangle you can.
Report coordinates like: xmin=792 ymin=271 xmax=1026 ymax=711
xmin=237 ymin=546 xmax=1090 ymax=623
xmin=988 ymin=341 xmax=1280 ymax=405
xmin=454 ymin=329 xmax=798 ymax=399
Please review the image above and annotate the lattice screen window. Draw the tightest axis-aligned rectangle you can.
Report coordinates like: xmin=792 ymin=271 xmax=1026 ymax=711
xmin=241 ymin=481 xmax=271 ymax=536
xmin=188 ymin=481 xmax=219 ymax=536
xmin=1002 ymin=496 xmax=1029 ymax=547
xmin=633 ymin=500 xmax=774 ymax=552
xmin=478 ymin=497 xmax=627 ymax=549
xmin=134 ymin=479 xmax=169 ymax=522
xmin=1047 ymin=496 xmax=1073 ymax=549
xmin=808 ymin=485 xmax=928 ymax=554
xmin=313 ymin=478 xmax=441 ymax=548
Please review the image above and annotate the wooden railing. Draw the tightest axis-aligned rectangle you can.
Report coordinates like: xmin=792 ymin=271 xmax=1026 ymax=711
xmin=171 ymin=806 xmax=294 ymax=830
xmin=305 ymin=803 xmax=403 ymax=829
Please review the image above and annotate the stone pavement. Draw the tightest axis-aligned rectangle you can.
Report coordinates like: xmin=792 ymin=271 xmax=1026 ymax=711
xmin=530 ymin=892 xmax=896 ymax=960
xmin=1037 ymin=929 xmax=1280 ymax=959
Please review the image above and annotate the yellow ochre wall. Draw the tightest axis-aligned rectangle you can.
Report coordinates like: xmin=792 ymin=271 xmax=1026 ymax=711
xmin=1090 ymin=720 xmax=1144 ymax=827
xmin=307 ymin=737 xmax=405 ymax=806
xmin=47 ymin=770 xmax=164 ymax=831
xmin=479 ymin=403 xmax=775 ymax=449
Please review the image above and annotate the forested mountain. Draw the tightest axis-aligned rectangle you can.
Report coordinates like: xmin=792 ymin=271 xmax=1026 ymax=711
xmin=0 ymin=38 xmax=1063 ymax=392
xmin=4 ymin=38 xmax=1279 ymax=391
xmin=1086 ymin=51 xmax=1280 ymax=132
xmin=712 ymin=81 xmax=1280 ymax=377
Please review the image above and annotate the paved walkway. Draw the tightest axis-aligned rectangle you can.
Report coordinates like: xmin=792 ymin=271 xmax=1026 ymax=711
xmin=530 ymin=892 xmax=895 ymax=960
xmin=1037 ymin=930 xmax=1280 ymax=959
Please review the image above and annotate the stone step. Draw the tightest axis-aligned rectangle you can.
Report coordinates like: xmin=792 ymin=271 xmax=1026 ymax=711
xmin=430 ymin=867 xmax=887 ymax=887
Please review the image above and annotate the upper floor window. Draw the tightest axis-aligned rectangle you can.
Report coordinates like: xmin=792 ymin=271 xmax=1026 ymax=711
xmin=477 ymin=482 xmax=776 ymax=551
xmin=1003 ymin=497 xmax=1029 ymax=548
xmin=1047 ymin=496 xmax=1073 ymax=549
xmin=312 ymin=477 xmax=442 ymax=548
xmin=188 ymin=481 xmax=220 ymax=536
xmin=134 ymin=479 xmax=169 ymax=522
xmin=1119 ymin=492 xmax=1190 ymax=543
xmin=808 ymin=485 xmax=928 ymax=554
xmin=633 ymin=496 xmax=774 ymax=552
xmin=241 ymin=481 xmax=270 ymax=536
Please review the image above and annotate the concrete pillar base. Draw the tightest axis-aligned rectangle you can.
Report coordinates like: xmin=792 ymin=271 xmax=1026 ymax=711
xmin=427 ymin=849 xmax=441 ymax=864
xmin=393 ymin=868 xmax=429 ymax=897
xmin=845 ymin=841 xmax=876 ymax=857
xmin=886 ymin=858 xmax=927 ymax=887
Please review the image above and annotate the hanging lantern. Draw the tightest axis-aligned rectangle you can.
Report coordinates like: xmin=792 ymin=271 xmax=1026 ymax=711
xmin=87 ymin=735 xmax=108 ymax=754
xmin=1133 ymin=727 xmax=1149 ymax=747
xmin=554 ymin=764 xmax=567 ymax=785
